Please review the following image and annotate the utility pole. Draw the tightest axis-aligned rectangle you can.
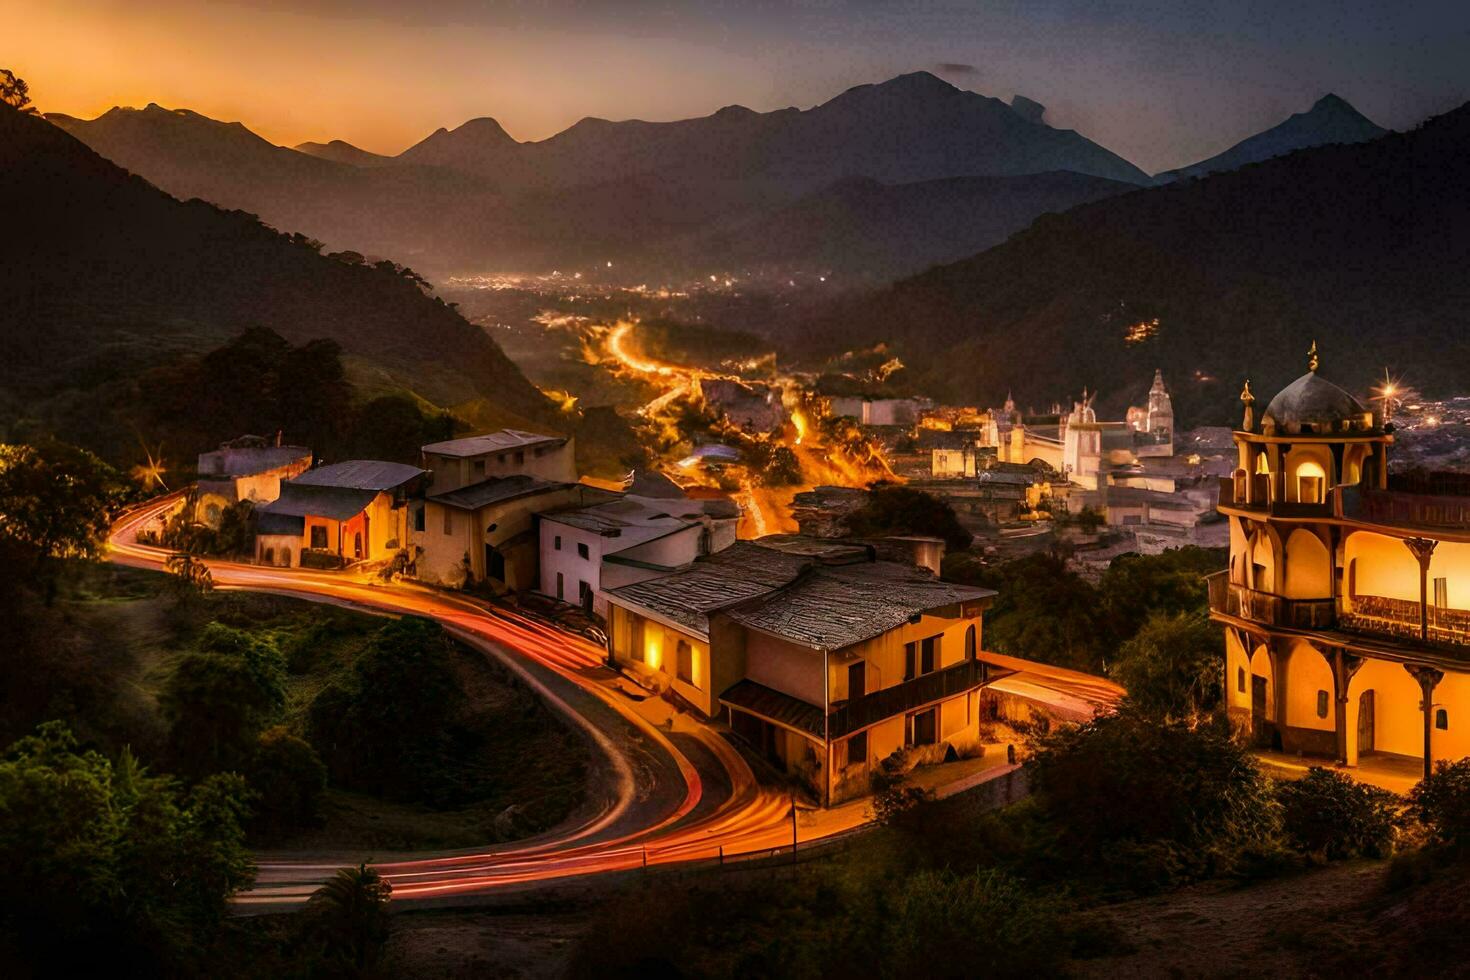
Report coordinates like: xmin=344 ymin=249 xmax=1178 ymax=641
xmin=790 ymin=793 xmax=798 ymax=867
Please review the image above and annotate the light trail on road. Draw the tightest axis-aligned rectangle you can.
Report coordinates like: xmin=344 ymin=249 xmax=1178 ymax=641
xmin=109 ymin=496 xmax=816 ymax=908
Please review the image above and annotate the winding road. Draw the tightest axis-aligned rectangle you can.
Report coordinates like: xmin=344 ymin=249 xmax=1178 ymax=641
xmin=109 ymin=497 xmax=855 ymax=909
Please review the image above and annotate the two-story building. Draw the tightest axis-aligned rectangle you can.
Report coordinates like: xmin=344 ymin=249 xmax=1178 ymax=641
xmin=604 ymin=537 xmax=996 ymax=804
xmin=1210 ymin=345 xmax=1470 ymax=783
xmin=420 ymin=430 xmax=575 ymax=492
xmin=254 ymin=460 xmax=425 ymax=568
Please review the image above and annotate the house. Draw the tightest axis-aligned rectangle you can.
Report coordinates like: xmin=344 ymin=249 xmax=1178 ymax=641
xmin=254 ymin=460 xmax=425 ymax=568
xmin=1210 ymin=346 xmax=1470 ymax=784
xmin=421 ymin=429 xmax=575 ymax=493
xmin=604 ymin=537 xmax=997 ymax=804
xmin=413 ymin=477 xmax=613 ymax=590
xmin=538 ymin=481 xmax=739 ymax=617
xmin=194 ymin=437 xmax=312 ymax=527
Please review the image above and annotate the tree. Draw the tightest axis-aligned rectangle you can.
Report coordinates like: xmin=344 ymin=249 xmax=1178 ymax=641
xmin=249 ymin=726 xmax=327 ymax=832
xmin=844 ymin=485 xmax=973 ymax=551
xmin=1100 ymin=546 xmax=1228 ymax=640
xmin=1025 ymin=708 xmax=1277 ymax=890
xmin=306 ymin=863 xmax=393 ymax=973
xmin=346 ymin=394 xmax=458 ymax=463
xmin=0 ymin=722 xmax=255 ymax=973
xmin=160 ymin=624 xmax=286 ymax=777
xmin=1410 ymin=758 xmax=1470 ymax=851
xmin=0 ymin=69 xmax=35 ymax=113
xmin=0 ymin=441 xmax=123 ymax=601
xmin=1109 ymin=611 xmax=1223 ymax=723
xmin=948 ymin=552 xmax=1110 ymax=672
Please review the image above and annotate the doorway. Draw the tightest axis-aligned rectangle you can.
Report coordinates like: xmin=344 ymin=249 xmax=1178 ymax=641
xmin=909 ymin=707 xmax=937 ymax=747
xmin=1358 ymin=689 xmax=1376 ymax=755
xmin=1251 ymin=675 xmax=1269 ymax=747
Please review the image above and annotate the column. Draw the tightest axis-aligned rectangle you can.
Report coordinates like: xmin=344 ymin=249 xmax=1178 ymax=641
xmin=1327 ymin=647 xmax=1364 ymax=766
xmin=1404 ymin=664 xmax=1444 ymax=782
xmin=1273 ymin=643 xmax=1294 ymax=741
xmin=1404 ymin=537 xmax=1439 ymax=642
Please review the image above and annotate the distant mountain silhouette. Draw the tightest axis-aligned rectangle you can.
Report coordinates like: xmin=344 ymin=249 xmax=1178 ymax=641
xmin=294 ymin=138 xmax=392 ymax=167
xmin=678 ymin=171 xmax=1135 ymax=281
xmin=0 ymin=102 xmax=556 ymax=442
xmin=47 ymin=73 xmax=1149 ymax=276
xmin=800 ymin=103 xmax=1470 ymax=425
xmin=1155 ymin=94 xmax=1386 ymax=182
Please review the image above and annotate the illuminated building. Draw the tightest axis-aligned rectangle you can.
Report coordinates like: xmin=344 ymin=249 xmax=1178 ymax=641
xmin=420 ymin=429 xmax=576 ymax=492
xmin=604 ymin=536 xmax=996 ymax=804
xmin=254 ymin=460 xmax=425 ymax=568
xmin=1211 ymin=345 xmax=1470 ymax=781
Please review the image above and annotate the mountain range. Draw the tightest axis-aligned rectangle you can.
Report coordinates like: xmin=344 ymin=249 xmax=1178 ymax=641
xmin=47 ymin=72 xmax=1157 ymax=278
xmin=0 ymin=100 xmax=558 ymax=455
xmin=798 ymin=101 xmax=1470 ymax=425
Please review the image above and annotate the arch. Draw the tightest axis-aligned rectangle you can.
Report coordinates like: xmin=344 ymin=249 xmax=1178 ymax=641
xmin=1283 ymin=528 xmax=1331 ymax=599
xmin=263 ymin=547 xmax=274 ymax=565
xmin=1345 ymin=658 xmax=1425 ymax=763
xmin=1295 ymin=460 xmax=1327 ymax=504
xmin=964 ymin=623 xmax=976 ymax=661
xmin=1249 ymin=643 xmax=1276 ymax=723
xmin=353 ymin=532 xmax=363 ymax=559
xmin=1250 ymin=529 xmax=1279 ymax=593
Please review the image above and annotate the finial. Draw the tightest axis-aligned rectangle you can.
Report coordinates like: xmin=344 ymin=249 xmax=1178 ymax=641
xmin=1240 ymin=379 xmax=1254 ymax=403
xmin=1308 ymin=340 xmax=1319 ymax=373
xmin=1240 ymin=379 xmax=1255 ymax=432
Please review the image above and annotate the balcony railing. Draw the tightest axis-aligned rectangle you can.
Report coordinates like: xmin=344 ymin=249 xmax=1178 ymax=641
xmin=1217 ymin=477 xmax=1336 ymax=518
xmin=1206 ymin=572 xmax=1335 ymax=630
xmin=1347 ymin=489 xmax=1470 ymax=531
xmin=828 ymin=659 xmax=987 ymax=739
xmin=1338 ymin=594 xmax=1470 ymax=648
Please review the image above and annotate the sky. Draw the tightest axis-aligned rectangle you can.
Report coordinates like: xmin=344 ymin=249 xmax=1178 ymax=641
xmin=14 ymin=0 xmax=1470 ymax=173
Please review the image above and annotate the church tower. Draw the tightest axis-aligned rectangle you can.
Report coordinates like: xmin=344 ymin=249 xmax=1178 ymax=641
xmin=1141 ymin=369 xmax=1175 ymax=456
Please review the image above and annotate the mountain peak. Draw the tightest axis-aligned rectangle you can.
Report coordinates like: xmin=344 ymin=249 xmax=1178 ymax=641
xmin=1010 ymin=94 xmax=1047 ymax=124
xmin=450 ymin=116 xmax=515 ymax=143
xmin=1311 ymin=93 xmax=1352 ymax=112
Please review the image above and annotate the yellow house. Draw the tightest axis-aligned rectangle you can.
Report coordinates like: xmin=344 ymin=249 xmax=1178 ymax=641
xmin=605 ymin=537 xmax=996 ymax=804
xmin=195 ymin=439 xmax=312 ymax=526
xmin=1210 ymin=346 xmax=1470 ymax=782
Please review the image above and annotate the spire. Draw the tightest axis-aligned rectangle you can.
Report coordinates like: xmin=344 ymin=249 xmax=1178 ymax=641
xmin=1308 ymin=340 xmax=1319 ymax=373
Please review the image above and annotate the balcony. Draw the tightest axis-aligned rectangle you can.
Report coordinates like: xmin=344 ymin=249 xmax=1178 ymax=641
xmin=828 ymin=658 xmax=988 ymax=739
xmin=1206 ymin=571 xmax=1336 ymax=629
xmin=1346 ymin=488 xmax=1470 ymax=532
xmin=1217 ymin=477 xmax=1336 ymax=519
xmin=1338 ymin=594 xmax=1470 ymax=648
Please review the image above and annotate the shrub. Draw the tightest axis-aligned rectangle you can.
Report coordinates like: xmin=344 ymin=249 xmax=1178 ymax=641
xmin=1110 ymin=611 xmax=1225 ymax=723
xmin=249 ymin=726 xmax=327 ymax=833
xmin=1025 ymin=708 xmax=1277 ymax=890
xmin=1410 ymin=758 xmax=1470 ymax=850
xmin=1276 ymin=767 xmax=1401 ymax=860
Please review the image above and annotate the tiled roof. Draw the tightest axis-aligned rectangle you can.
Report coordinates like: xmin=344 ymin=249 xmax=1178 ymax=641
xmin=291 ymin=460 xmax=425 ymax=491
xmin=543 ymin=493 xmax=734 ymax=552
xmin=720 ymin=680 xmax=825 ymax=740
xmin=724 ymin=562 xmax=995 ymax=651
xmin=259 ymin=484 xmax=378 ymax=521
xmin=430 ymin=475 xmax=567 ymax=511
xmin=606 ymin=541 xmax=817 ymax=635
xmin=197 ymin=445 xmax=311 ymax=478
xmin=421 ymin=429 xmax=563 ymax=458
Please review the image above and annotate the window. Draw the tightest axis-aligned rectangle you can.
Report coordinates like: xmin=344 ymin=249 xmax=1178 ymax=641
xmin=310 ymin=525 xmax=328 ymax=550
xmin=1437 ymin=709 xmax=1449 ymax=731
xmin=554 ymin=535 xmax=562 ymax=550
xmin=1317 ymin=690 xmax=1329 ymax=719
xmin=579 ymin=580 xmax=591 ymax=604
xmin=413 ymin=504 xmax=425 ymax=532
xmin=353 ymin=532 xmax=363 ymax=558
xmin=577 ymin=542 xmax=590 ymax=560
xmin=964 ymin=624 xmax=977 ymax=661
xmin=556 ymin=572 xmax=564 ymax=600
xmin=630 ymin=617 xmax=645 ymax=662
xmin=920 ymin=635 xmax=939 ymax=674
xmin=910 ymin=708 xmax=937 ymax=746
xmin=1297 ymin=460 xmax=1326 ymax=504
xmin=443 ymin=508 xmax=454 ymax=535
xmin=1237 ymin=667 xmax=1246 ymax=693
xmin=472 ymin=459 xmax=486 ymax=477
xmin=515 ymin=451 xmax=525 ymax=465
xmin=847 ymin=661 xmax=866 ymax=700
xmin=847 ymin=731 xmax=868 ymax=766
xmin=904 ymin=641 xmax=916 ymax=681
xmin=676 ymin=640 xmax=694 ymax=685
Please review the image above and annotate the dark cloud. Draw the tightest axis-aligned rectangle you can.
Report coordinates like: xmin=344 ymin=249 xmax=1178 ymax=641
xmin=934 ymin=62 xmax=978 ymax=75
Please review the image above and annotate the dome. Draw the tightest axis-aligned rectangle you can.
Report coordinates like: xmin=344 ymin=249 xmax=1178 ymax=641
xmin=1262 ymin=371 xmax=1370 ymax=433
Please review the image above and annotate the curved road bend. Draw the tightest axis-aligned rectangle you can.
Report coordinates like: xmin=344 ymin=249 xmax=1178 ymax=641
xmin=109 ymin=497 xmax=801 ymax=908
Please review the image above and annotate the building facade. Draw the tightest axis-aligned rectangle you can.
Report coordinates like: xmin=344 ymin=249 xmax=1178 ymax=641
xmin=1210 ymin=349 xmax=1470 ymax=780
xmin=604 ymin=538 xmax=996 ymax=804
xmin=421 ymin=430 xmax=576 ymax=493
xmin=254 ymin=460 xmax=425 ymax=568
xmin=195 ymin=438 xmax=312 ymax=527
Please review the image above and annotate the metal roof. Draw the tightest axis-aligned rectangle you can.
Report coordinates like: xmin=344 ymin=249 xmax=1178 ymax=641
xmin=290 ymin=460 xmax=425 ymax=492
xmin=197 ymin=445 xmax=311 ymax=478
xmin=429 ymin=475 xmax=569 ymax=511
xmin=421 ymin=429 xmax=564 ymax=458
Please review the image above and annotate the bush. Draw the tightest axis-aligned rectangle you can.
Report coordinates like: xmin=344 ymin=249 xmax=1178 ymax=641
xmin=249 ymin=726 xmax=327 ymax=833
xmin=1276 ymin=767 xmax=1401 ymax=860
xmin=160 ymin=624 xmax=286 ymax=778
xmin=1025 ymin=708 xmax=1277 ymax=890
xmin=1110 ymin=610 xmax=1224 ymax=723
xmin=1410 ymin=758 xmax=1470 ymax=851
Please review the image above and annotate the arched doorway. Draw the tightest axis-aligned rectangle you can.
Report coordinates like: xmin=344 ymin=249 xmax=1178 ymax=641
xmin=353 ymin=532 xmax=363 ymax=559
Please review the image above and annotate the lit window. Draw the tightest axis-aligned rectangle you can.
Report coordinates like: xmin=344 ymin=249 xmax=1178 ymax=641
xmin=676 ymin=640 xmax=694 ymax=685
xmin=1437 ymin=708 xmax=1449 ymax=731
xmin=1317 ymin=690 xmax=1329 ymax=719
